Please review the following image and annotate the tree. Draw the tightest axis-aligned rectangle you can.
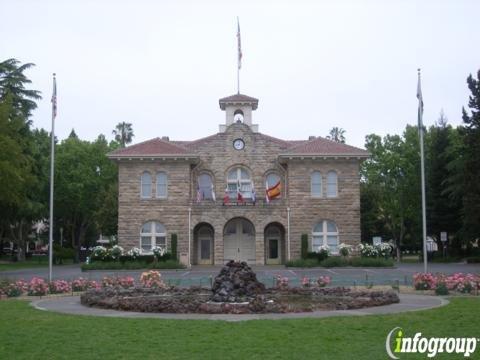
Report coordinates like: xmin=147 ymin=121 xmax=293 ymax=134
xmin=0 ymin=58 xmax=41 ymax=117
xmin=361 ymin=126 xmax=422 ymax=260
xmin=326 ymin=127 xmax=346 ymax=143
xmin=54 ymin=135 xmax=118 ymax=260
xmin=112 ymin=122 xmax=134 ymax=147
xmin=460 ymin=70 xmax=480 ymax=243
xmin=426 ymin=111 xmax=462 ymax=253
xmin=0 ymin=59 xmax=44 ymax=260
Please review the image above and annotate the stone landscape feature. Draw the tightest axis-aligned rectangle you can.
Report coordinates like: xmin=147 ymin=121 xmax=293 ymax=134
xmin=81 ymin=261 xmax=400 ymax=314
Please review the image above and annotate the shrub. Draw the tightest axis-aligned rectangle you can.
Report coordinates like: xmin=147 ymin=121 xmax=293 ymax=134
xmin=275 ymin=275 xmax=289 ymax=289
xmin=110 ymin=245 xmax=124 ymax=260
xmin=435 ymin=281 xmax=449 ymax=295
xmin=1 ymin=280 xmax=28 ymax=297
xmin=49 ymin=280 xmax=72 ymax=294
xmin=140 ymin=270 xmax=166 ymax=288
xmin=285 ymin=259 xmax=320 ymax=268
xmin=306 ymin=250 xmax=328 ymax=262
xmin=53 ymin=245 xmax=75 ymax=264
xmin=413 ymin=273 xmax=437 ymax=290
xmin=301 ymin=234 xmax=308 ymax=259
xmin=316 ymin=276 xmax=331 ymax=287
xmin=320 ymin=257 xmax=348 ymax=268
xmin=82 ymin=259 xmax=184 ymax=271
xmin=171 ymin=234 xmax=178 ymax=260
xmin=126 ymin=247 xmax=141 ymax=259
xmin=348 ymin=257 xmax=394 ymax=267
xmin=71 ymin=278 xmax=100 ymax=291
xmin=152 ymin=246 xmax=166 ymax=260
xmin=28 ymin=277 xmax=49 ymax=296
xmin=338 ymin=243 xmax=351 ymax=257
xmin=466 ymin=257 xmax=480 ymax=264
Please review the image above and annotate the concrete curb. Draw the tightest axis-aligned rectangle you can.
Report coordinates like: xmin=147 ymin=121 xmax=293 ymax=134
xmin=30 ymin=294 xmax=449 ymax=322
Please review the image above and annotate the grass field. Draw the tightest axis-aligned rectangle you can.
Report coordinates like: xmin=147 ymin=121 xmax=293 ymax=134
xmin=0 ymin=297 xmax=479 ymax=359
xmin=0 ymin=257 xmax=75 ymax=271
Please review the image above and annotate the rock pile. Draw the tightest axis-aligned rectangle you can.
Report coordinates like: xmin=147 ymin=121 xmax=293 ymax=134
xmin=211 ymin=261 xmax=266 ymax=302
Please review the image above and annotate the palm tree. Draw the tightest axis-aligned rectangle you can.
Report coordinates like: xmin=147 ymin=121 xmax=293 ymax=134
xmin=326 ymin=127 xmax=346 ymax=143
xmin=112 ymin=122 xmax=134 ymax=147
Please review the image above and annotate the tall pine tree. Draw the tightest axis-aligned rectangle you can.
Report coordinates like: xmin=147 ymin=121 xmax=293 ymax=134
xmin=461 ymin=70 xmax=480 ymax=243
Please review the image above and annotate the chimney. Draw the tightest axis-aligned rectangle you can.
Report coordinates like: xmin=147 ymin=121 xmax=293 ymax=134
xmin=161 ymin=136 xmax=170 ymax=141
xmin=308 ymin=136 xmax=316 ymax=140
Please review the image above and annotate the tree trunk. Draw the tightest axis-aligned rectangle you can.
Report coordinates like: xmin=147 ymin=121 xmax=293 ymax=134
xmin=16 ymin=220 xmax=26 ymax=262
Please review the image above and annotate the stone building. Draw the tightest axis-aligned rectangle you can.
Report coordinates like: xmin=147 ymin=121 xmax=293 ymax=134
xmin=108 ymin=93 xmax=368 ymax=266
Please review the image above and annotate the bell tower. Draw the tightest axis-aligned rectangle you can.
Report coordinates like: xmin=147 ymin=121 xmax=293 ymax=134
xmin=218 ymin=94 xmax=259 ymax=132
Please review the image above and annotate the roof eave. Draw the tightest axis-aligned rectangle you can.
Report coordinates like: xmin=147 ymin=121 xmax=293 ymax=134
xmin=107 ymin=154 xmax=199 ymax=161
xmin=279 ymin=153 xmax=370 ymax=160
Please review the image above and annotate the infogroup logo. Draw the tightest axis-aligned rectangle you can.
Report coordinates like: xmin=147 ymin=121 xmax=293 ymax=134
xmin=385 ymin=327 xmax=479 ymax=359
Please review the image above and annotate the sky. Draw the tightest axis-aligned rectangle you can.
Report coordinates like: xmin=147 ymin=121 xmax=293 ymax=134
xmin=1 ymin=0 xmax=479 ymax=148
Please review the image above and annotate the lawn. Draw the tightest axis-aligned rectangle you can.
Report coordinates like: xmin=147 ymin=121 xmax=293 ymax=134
xmin=0 ymin=257 xmax=76 ymax=271
xmin=0 ymin=297 xmax=479 ymax=359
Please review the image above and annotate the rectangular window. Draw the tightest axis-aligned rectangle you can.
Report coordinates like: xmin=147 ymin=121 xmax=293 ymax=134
xmin=156 ymin=173 xmax=168 ymax=198
xmin=311 ymin=172 xmax=322 ymax=197
xmin=327 ymin=172 xmax=337 ymax=197
xmin=141 ymin=236 xmax=151 ymax=251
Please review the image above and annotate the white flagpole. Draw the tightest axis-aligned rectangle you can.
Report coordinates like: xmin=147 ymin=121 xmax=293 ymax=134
xmin=48 ymin=73 xmax=57 ymax=282
xmin=417 ymin=68 xmax=428 ymax=274
xmin=237 ymin=17 xmax=241 ymax=94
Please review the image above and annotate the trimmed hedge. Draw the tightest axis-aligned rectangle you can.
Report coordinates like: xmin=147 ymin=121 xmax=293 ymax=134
xmin=81 ymin=259 xmax=185 ymax=271
xmin=171 ymin=234 xmax=178 ymax=260
xmin=301 ymin=234 xmax=308 ymax=259
xmin=286 ymin=256 xmax=394 ymax=268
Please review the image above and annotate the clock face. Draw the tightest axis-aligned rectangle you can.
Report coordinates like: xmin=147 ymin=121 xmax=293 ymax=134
xmin=233 ymin=139 xmax=245 ymax=150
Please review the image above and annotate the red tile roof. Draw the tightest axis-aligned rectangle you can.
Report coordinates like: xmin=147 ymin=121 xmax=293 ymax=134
xmin=108 ymin=138 xmax=194 ymax=157
xmin=109 ymin=133 xmax=368 ymax=158
xmin=281 ymin=136 xmax=369 ymax=156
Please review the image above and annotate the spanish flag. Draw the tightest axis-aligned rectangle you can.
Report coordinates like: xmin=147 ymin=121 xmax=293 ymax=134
xmin=266 ymin=181 xmax=281 ymax=202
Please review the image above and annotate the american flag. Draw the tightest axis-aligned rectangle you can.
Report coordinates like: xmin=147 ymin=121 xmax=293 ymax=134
xmin=51 ymin=73 xmax=57 ymax=119
xmin=237 ymin=17 xmax=242 ymax=70
xmin=417 ymin=69 xmax=423 ymax=128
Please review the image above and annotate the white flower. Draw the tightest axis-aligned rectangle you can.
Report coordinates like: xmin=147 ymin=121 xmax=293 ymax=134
xmin=152 ymin=246 xmax=166 ymax=257
xmin=317 ymin=244 xmax=330 ymax=253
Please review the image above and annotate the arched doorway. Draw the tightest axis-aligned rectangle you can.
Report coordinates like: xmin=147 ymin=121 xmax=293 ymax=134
xmin=223 ymin=218 xmax=255 ymax=264
xmin=264 ymin=223 xmax=286 ymax=265
xmin=193 ymin=223 xmax=214 ymax=265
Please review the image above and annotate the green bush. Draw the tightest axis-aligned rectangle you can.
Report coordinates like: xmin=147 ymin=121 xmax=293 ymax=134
xmin=118 ymin=254 xmax=172 ymax=264
xmin=285 ymin=259 xmax=320 ymax=268
xmin=320 ymin=257 xmax=348 ymax=268
xmin=301 ymin=234 xmax=308 ymax=259
xmin=435 ymin=282 xmax=449 ymax=295
xmin=171 ymin=234 xmax=178 ymax=260
xmin=349 ymin=257 xmax=394 ymax=267
xmin=306 ymin=251 xmax=329 ymax=262
xmin=466 ymin=257 xmax=480 ymax=264
xmin=81 ymin=259 xmax=185 ymax=271
xmin=53 ymin=245 xmax=75 ymax=265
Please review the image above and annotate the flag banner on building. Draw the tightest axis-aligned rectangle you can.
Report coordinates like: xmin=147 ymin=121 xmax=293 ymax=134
xmin=417 ymin=69 xmax=424 ymax=128
xmin=266 ymin=181 xmax=281 ymax=202
xmin=237 ymin=17 xmax=242 ymax=70
xmin=211 ymin=183 xmax=216 ymax=202
xmin=51 ymin=74 xmax=57 ymax=119
xmin=196 ymin=185 xmax=202 ymax=203
xmin=223 ymin=188 xmax=230 ymax=205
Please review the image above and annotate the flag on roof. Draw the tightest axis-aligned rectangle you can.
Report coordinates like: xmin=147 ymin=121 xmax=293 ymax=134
xmin=237 ymin=17 xmax=242 ymax=70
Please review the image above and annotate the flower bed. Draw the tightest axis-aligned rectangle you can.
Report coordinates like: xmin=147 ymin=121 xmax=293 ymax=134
xmin=413 ymin=272 xmax=480 ymax=294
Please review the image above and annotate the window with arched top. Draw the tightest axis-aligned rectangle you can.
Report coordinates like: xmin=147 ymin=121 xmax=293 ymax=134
xmin=326 ymin=171 xmax=338 ymax=198
xmin=311 ymin=171 xmax=322 ymax=197
xmin=140 ymin=221 xmax=166 ymax=252
xmin=141 ymin=172 xmax=152 ymax=198
xmin=227 ymin=167 xmax=253 ymax=199
xmin=198 ymin=173 xmax=214 ymax=200
xmin=312 ymin=220 xmax=339 ymax=254
xmin=266 ymin=173 xmax=282 ymax=200
xmin=156 ymin=172 xmax=168 ymax=198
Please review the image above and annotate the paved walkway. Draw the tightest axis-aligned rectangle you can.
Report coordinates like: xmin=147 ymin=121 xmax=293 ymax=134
xmin=2 ymin=262 xmax=479 ymax=287
xmin=31 ymin=294 xmax=448 ymax=321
